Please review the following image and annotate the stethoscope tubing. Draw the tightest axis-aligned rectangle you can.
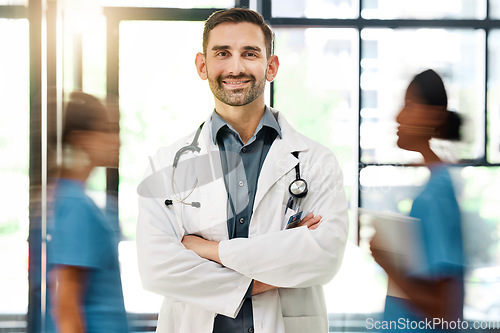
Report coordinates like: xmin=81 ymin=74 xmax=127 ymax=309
xmin=166 ymin=122 xmax=308 ymax=210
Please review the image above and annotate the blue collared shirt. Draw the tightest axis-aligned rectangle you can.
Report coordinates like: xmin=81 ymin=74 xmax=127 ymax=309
xmin=210 ymin=107 xmax=281 ymax=333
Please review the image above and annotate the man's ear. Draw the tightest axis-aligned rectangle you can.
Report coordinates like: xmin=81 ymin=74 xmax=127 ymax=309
xmin=195 ymin=52 xmax=208 ymax=80
xmin=266 ymin=55 xmax=279 ymax=82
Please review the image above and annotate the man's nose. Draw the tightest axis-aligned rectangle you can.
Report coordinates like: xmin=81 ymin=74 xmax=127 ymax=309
xmin=228 ymin=55 xmax=245 ymax=75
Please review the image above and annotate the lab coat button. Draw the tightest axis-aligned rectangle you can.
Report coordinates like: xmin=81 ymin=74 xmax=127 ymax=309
xmin=238 ymin=181 xmax=244 ymax=187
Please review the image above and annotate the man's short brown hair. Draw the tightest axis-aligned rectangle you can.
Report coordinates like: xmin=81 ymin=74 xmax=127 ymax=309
xmin=202 ymin=8 xmax=274 ymax=59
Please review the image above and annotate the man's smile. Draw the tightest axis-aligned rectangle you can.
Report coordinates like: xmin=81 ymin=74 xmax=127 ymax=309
xmin=221 ymin=77 xmax=252 ymax=89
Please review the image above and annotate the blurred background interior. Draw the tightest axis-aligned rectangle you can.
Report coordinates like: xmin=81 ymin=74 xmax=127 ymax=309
xmin=1 ymin=0 xmax=500 ymax=332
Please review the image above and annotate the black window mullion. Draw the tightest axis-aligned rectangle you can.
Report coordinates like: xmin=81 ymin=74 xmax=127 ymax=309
xmin=484 ymin=0 xmax=491 ymax=164
xmin=484 ymin=26 xmax=490 ymax=164
xmin=257 ymin=0 xmax=272 ymax=20
xmin=357 ymin=29 xmax=363 ymax=246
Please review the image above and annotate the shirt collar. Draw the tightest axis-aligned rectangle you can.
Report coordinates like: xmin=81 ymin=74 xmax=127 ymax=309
xmin=210 ymin=106 xmax=282 ymax=145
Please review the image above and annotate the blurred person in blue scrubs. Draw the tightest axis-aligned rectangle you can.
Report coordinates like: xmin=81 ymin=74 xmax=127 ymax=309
xmin=45 ymin=92 xmax=129 ymax=333
xmin=370 ymin=69 xmax=465 ymax=331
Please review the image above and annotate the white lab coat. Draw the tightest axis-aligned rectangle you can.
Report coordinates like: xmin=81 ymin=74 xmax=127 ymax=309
xmin=137 ymin=109 xmax=349 ymax=333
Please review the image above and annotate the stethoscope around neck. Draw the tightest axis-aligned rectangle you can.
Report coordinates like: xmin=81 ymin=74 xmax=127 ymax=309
xmin=164 ymin=122 xmax=308 ymax=208
xmin=164 ymin=122 xmax=204 ymax=208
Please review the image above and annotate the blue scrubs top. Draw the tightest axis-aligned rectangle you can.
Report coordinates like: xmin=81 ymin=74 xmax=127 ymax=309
xmin=46 ymin=178 xmax=130 ymax=333
xmin=383 ymin=165 xmax=465 ymax=332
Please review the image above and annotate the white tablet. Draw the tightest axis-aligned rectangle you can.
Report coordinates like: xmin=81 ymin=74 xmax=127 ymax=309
xmin=359 ymin=208 xmax=426 ymax=273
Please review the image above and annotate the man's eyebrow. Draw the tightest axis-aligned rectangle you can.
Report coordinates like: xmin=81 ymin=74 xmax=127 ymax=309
xmin=211 ymin=45 xmax=230 ymax=51
xmin=243 ymin=46 xmax=262 ymax=53
xmin=210 ymin=45 xmax=263 ymax=52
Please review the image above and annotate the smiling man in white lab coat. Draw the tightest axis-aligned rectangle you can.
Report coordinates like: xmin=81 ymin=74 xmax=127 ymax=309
xmin=137 ymin=7 xmax=349 ymax=333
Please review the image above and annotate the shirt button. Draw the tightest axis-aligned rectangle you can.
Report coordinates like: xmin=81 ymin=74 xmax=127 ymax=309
xmin=248 ymin=328 xmax=254 ymax=333
xmin=242 ymin=147 xmax=247 ymax=153
xmin=239 ymin=218 xmax=245 ymax=224
xmin=238 ymin=180 xmax=244 ymax=187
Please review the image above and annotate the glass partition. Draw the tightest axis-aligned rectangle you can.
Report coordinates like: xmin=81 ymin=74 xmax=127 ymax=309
xmin=118 ymin=20 xmax=213 ymax=313
xmin=272 ymin=0 xmax=358 ymax=19
xmin=488 ymin=30 xmax=500 ymax=163
xmin=81 ymin=16 xmax=107 ymax=97
xmin=360 ymin=28 xmax=485 ymax=164
xmin=361 ymin=0 xmax=486 ymax=19
xmin=0 ymin=18 xmax=29 ymax=318
xmin=490 ymin=0 xmax=500 ymax=18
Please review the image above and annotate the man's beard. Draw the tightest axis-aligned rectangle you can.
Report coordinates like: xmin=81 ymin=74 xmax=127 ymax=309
xmin=207 ymin=73 xmax=266 ymax=107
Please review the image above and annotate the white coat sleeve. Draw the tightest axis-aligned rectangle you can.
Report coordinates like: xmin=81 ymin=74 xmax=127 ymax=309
xmin=218 ymin=149 xmax=349 ymax=288
xmin=136 ymin=165 xmax=252 ymax=318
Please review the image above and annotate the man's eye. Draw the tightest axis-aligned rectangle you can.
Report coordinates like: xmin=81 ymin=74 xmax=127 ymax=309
xmin=245 ymin=52 xmax=256 ymax=57
xmin=216 ymin=51 xmax=228 ymax=57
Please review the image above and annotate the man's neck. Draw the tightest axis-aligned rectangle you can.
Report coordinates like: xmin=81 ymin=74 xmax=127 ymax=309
xmin=214 ymin=99 xmax=266 ymax=144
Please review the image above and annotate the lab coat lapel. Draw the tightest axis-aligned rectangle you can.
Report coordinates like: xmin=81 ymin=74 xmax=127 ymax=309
xmin=253 ymin=113 xmax=307 ymax=213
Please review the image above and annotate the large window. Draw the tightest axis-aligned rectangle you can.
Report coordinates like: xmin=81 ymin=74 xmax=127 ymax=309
xmin=274 ymin=27 xmax=359 ymax=235
xmin=13 ymin=0 xmax=500 ymax=332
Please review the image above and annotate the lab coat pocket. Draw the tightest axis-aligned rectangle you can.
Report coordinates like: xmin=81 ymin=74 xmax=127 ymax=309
xmin=282 ymin=316 xmax=328 ymax=333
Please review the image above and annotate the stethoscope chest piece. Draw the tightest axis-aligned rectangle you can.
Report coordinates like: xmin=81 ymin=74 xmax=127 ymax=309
xmin=288 ymin=151 xmax=308 ymax=200
xmin=289 ymin=178 xmax=308 ymax=198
